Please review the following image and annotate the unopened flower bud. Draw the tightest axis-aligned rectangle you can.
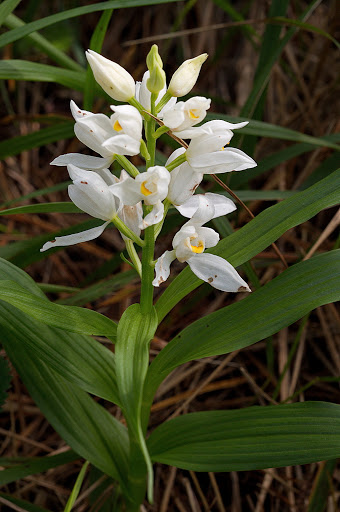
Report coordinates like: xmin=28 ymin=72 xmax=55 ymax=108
xmin=147 ymin=64 xmax=166 ymax=94
xmin=168 ymin=53 xmax=208 ymax=97
xmin=146 ymin=44 xmax=163 ymax=71
xmin=86 ymin=50 xmax=135 ymax=102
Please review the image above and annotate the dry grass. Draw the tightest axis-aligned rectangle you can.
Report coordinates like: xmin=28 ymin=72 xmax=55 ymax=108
xmin=1 ymin=0 xmax=340 ymax=510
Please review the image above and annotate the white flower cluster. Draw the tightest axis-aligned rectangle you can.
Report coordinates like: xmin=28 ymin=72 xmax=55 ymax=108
xmin=41 ymin=47 xmax=257 ymax=293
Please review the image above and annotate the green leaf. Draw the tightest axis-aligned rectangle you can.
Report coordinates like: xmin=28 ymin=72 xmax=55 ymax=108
xmin=155 ymin=169 xmax=340 ymax=322
xmin=0 ymin=60 xmax=85 ymax=90
xmin=0 ymin=258 xmax=120 ymax=404
xmin=0 ymin=0 xmax=21 ymax=27
xmin=145 ymin=251 xmax=340 ymax=416
xmin=64 ymin=461 xmax=90 ymax=512
xmin=115 ymin=304 xmax=158 ymax=503
xmin=0 ymin=280 xmax=117 ymax=337
xmin=0 ymin=452 xmax=79 ymax=486
xmin=4 ymin=14 xmax=83 ymax=71
xmin=0 ymin=355 xmax=11 ymax=412
xmin=147 ymin=402 xmax=340 ymax=471
xmin=308 ymin=459 xmax=337 ymax=512
xmin=3 ymin=337 xmax=129 ymax=491
xmin=0 ymin=0 xmax=182 ymax=49
xmin=0 ymin=122 xmax=74 ymax=159
xmin=0 ymin=202 xmax=80 ymax=215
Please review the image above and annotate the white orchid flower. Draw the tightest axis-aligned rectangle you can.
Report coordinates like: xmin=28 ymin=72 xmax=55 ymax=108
xmin=110 ymin=166 xmax=171 ymax=229
xmin=41 ymin=166 xmax=142 ymax=252
xmin=135 ymin=70 xmax=177 ymax=114
xmin=86 ymin=50 xmax=135 ymax=102
xmin=181 ymin=120 xmax=256 ymax=174
xmin=162 ymin=96 xmax=211 ymax=134
xmin=168 ymin=54 xmax=208 ymax=97
xmin=52 ymin=102 xmax=142 ymax=170
xmin=153 ymin=195 xmax=250 ymax=293
xmin=40 ymin=165 xmax=119 ymax=252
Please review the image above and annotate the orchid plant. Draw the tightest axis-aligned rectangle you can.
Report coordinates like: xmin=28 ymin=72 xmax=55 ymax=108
xmin=1 ymin=43 xmax=340 ymax=512
xmin=44 ymin=45 xmax=254 ymax=506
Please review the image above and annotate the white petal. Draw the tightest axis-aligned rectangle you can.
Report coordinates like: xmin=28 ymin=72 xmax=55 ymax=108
xmin=196 ymin=227 xmax=219 ymax=248
xmin=102 ymin=134 xmax=141 ymax=156
xmin=177 ymin=192 xmax=236 ymax=219
xmin=168 ymin=163 xmax=203 ymax=206
xmin=187 ymin=253 xmax=251 ymax=292
xmin=110 ymin=104 xmax=143 ymax=140
xmin=140 ymin=200 xmax=164 ymax=229
xmin=188 ymin=131 xmax=233 ymax=156
xmin=51 ymin=153 xmax=113 ymax=170
xmin=188 ymin=148 xmax=257 ymax=174
xmin=152 ymin=250 xmax=176 ymax=287
xmin=40 ymin=222 xmax=110 ymax=252
xmin=110 ymin=177 xmax=142 ymax=206
xmin=189 ymin=195 xmax=215 ymax=226
xmin=119 ymin=202 xmax=143 ymax=238
xmin=162 ymin=105 xmax=186 ymax=129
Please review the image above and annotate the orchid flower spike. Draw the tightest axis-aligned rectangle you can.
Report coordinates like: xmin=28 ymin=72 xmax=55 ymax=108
xmin=86 ymin=50 xmax=135 ymax=102
xmin=153 ymin=195 xmax=250 ymax=293
xmin=110 ymin=166 xmax=171 ymax=229
xmin=51 ymin=101 xmax=142 ymax=170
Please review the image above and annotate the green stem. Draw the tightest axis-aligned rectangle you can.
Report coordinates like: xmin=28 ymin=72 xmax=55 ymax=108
xmin=140 ymin=94 xmax=158 ymax=315
xmin=153 ymin=125 xmax=170 ymax=139
xmin=154 ymin=198 xmax=171 ymax=240
xmin=111 ymin=216 xmax=144 ymax=247
xmin=155 ymin=90 xmax=173 ymax=113
xmin=166 ymin=152 xmax=187 ymax=172
xmin=114 ymin=154 xmax=139 ymax=178
xmin=125 ymin=240 xmax=142 ymax=277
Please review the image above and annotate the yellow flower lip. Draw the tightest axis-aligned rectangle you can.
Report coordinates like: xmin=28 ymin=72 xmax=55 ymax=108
xmin=141 ymin=181 xmax=152 ymax=196
xmin=190 ymin=240 xmax=204 ymax=254
xmin=189 ymin=109 xmax=199 ymax=120
xmin=113 ymin=120 xmax=123 ymax=132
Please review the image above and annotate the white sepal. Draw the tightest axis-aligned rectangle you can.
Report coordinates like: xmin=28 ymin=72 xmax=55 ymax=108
xmin=110 ymin=104 xmax=143 ymax=141
xmin=51 ymin=153 xmax=113 ymax=170
xmin=152 ymin=250 xmax=176 ymax=287
xmin=188 ymin=147 xmax=257 ymax=174
xmin=187 ymin=253 xmax=251 ymax=292
xmin=67 ymin=165 xmax=117 ymax=221
xmin=40 ymin=221 xmax=110 ymax=252
xmin=101 ymin=134 xmax=141 ymax=156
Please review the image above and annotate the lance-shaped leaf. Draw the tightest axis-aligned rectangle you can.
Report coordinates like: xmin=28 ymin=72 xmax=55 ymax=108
xmin=147 ymin=402 xmax=340 ymax=471
xmin=3 ymin=337 xmax=129 ymax=492
xmin=0 ymin=280 xmax=117 ymax=337
xmin=0 ymin=258 xmax=120 ymax=404
xmin=115 ymin=304 xmax=158 ymax=503
xmin=0 ymin=451 xmax=79 ymax=486
xmin=0 ymin=202 xmax=80 ymax=215
xmin=145 ymin=251 xmax=340 ymax=417
xmin=155 ymin=169 xmax=340 ymax=322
